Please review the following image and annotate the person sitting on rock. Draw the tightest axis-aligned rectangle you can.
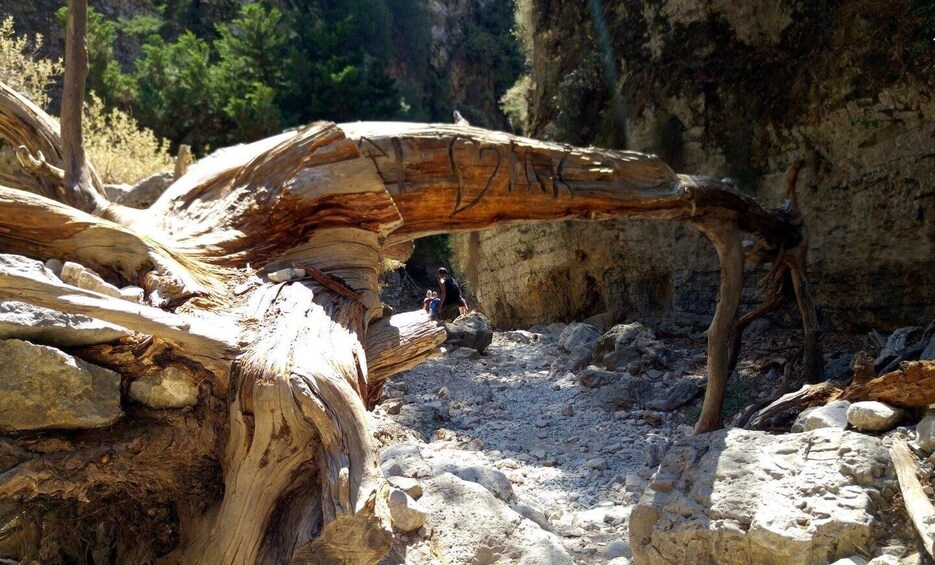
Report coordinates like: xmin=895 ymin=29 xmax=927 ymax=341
xmin=437 ymin=267 xmax=469 ymax=317
xmin=423 ymin=290 xmax=434 ymax=314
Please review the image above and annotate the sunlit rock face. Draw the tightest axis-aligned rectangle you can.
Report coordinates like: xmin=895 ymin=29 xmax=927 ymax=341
xmin=452 ymin=1 xmax=935 ymax=331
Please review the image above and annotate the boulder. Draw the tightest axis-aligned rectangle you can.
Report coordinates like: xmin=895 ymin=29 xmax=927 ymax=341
xmin=799 ymin=400 xmax=851 ymax=431
xmin=0 ymin=339 xmax=123 ymax=431
xmin=0 ymin=301 xmax=128 ymax=347
xmin=846 ymin=401 xmax=904 ymax=432
xmin=108 ymin=171 xmax=173 ymax=209
xmin=417 ymin=473 xmax=573 ymax=564
xmin=646 ymin=376 xmax=706 ymax=411
xmin=874 ymin=326 xmax=922 ymax=368
xmin=594 ymin=322 xmax=655 ymax=359
xmin=917 ymin=410 xmax=935 ymax=452
xmin=60 ymin=262 xmax=122 ymax=298
xmin=512 ymin=502 xmax=554 ymax=532
xmin=443 ymin=312 xmax=493 ymax=352
xmin=550 ymin=345 xmax=592 ymax=375
xmin=387 ymin=476 xmax=423 ymax=500
xmin=387 ymin=488 xmax=426 ymax=532
xmin=579 ymin=367 xmax=625 ymax=389
xmin=558 ymin=323 xmax=601 ymax=353
xmin=128 ymin=367 xmax=200 ymax=409
xmin=380 ymin=443 xmax=432 ymax=478
xmin=631 ymin=428 xmax=893 ymax=565
xmin=431 ymin=463 xmax=514 ymax=502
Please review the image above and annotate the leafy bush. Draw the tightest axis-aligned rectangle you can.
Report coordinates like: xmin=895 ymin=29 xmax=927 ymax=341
xmin=0 ymin=17 xmax=63 ymax=109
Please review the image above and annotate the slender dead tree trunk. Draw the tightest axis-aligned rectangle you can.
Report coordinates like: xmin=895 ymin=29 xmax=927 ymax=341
xmin=0 ymin=85 xmax=821 ymax=560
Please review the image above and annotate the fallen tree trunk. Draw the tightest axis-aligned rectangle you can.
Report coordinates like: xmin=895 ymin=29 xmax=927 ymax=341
xmin=839 ymin=360 xmax=935 ymax=408
xmin=0 ymin=85 xmax=820 ymax=560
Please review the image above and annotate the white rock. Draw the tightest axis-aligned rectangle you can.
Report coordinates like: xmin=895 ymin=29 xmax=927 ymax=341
xmin=119 ymin=285 xmax=145 ymax=303
xmin=846 ymin=401 xmax=904 ymax=431
xmin=867 ymin=556 xmax=900 ymax=565
xmin=419 ymin=473 xmax=572 ymax=564
xmin=388 ymin=476 xmax=423 ymax=500
xmin=803 ymin=400 xmax=851 ymax=431
xmin=388 ymin=488 xmax=426 ymax=532
xmin=0 ymin=300 xmax=128 ymax=347
xmin=631 ymin=428 xmax=892 ymax=564
xmin=128 ymin=367 xmax=199 ymax=409
xmin=830 ymin=557 xmax=868 ymax=565
xmin=917 ymin=410 xmax=935 ymax=452
xmin=60 ymin=262 xmax=122 ymax=298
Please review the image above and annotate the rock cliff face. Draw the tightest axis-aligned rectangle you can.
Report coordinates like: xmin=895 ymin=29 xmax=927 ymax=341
xmin=452 ymin=0 xmax=935 ymax=330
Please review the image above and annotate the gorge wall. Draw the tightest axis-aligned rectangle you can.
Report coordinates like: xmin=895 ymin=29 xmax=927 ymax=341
xmin=452 ymin=0 xmax=935 ymax=331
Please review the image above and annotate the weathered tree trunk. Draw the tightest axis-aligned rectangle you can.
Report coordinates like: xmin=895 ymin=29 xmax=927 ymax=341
xmin=0 ymin=84 xmax=821 ymax=561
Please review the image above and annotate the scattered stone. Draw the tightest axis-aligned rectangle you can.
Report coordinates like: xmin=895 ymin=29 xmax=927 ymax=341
xmin=0 ymin=339 xmax=122 ymax=431
xmin=801 ymin=400 xmax=851 ymax=431
xmin=606 ymin=539 xmax=629 ymax=559
xmin=128 ymin=367 xmax=199 ymax=409
xmin=578 ymin=367 xmax=624 ymax=388
xmin=0 ymin=301 xmax=128 ymax=347
xmin=387 ymin=488 xmax=426 ymax=532
xmin=917 ymin=410 xmax=935 ymax=452
xmin=383 ymin=399 xmax=403 ymax=415
xmin=846 ymin=401 xmax=904 ymax=432
xmin=44 ymin=258 xmax=63 ymax=276
xmin=60 ymin=261 xmax=122 ymax=298
xmin=561 ymin=404 xmax=574 ymax=417
xmin=646 ymin=376 xmax=706 ymax=411
xmin=512 ymin=502 xmax=554 ymax=532
xmin=465 ymin=438 xmax=484 ymax=451
xmin=631 ymin=428 xmax=893 ymax=564
xmin=443 ymin=312 xmax=494 ymax=352
xmin=558 ymin=323 xmax=601 ymax=353
xmin=586 ymin=457 xmax=607 ymax=471
xmin=436 ymin=386 xmax=450 ymax=398
xmin=448 ymin=347 xmax=480 ymax=361
xmin=388 ymin=476 xmax=423 ymax=500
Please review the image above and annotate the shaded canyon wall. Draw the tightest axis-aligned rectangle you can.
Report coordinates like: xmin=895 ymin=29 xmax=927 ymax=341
xmin=452 ymin=0 xmax=935 ymax=331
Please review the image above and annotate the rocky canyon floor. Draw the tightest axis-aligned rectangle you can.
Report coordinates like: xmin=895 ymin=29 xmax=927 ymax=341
xmin=372 ymin=329 xmax=675 ymax=563
xmin=367 ymin=315 xmax=918 ymax=564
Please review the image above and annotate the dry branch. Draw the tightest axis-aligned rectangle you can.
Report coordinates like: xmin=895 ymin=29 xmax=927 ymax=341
xmin=890 ymin=438 xmax=935 ymax=559
xmin=365 ymin=311 xmax=447 ymax=408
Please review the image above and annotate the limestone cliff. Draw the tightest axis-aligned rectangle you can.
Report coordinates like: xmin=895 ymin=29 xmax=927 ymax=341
xmin=453 ymin=0 xmax=935 ymax=330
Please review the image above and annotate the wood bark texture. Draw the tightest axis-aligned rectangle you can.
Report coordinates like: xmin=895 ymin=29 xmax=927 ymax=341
xmin=0 ymin=88 xmax=822 ymax=562
xmin=890 ymin=438 xmax=935 ymax=559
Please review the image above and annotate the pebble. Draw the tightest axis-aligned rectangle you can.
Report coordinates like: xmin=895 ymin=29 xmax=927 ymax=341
xmin=561 ymin=404 xmax=575 ymax=416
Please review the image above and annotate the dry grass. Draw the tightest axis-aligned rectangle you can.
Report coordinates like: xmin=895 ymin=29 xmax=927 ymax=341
xmin=0 ymin=16 xmax=63 ymax=109
xmin=83 ymin=93 xmax=174 ymax=185
xmin=0 ymin=16 xmax=174 ymax=185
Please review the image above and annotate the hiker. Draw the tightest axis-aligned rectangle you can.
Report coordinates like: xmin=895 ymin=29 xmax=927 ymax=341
xmin=437 ymin=267 xmax=469 ymax=317
xmin=422 ymin=290 xmax=441 ymax=319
